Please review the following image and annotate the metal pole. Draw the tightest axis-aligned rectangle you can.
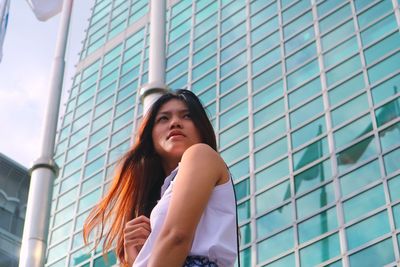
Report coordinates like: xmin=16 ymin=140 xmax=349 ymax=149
xmin=140 ymin=0 xmax=168 ymax=113
xmin=19 ymin=0 xmax=73 ymax=266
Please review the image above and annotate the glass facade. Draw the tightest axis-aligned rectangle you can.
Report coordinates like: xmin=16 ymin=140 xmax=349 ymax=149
xmin=46 ymin=0 xmax=400 ymax=266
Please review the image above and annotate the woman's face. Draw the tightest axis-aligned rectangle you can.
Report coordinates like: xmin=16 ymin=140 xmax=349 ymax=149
xmin=152 ymin=99 xmax=202 ymax=164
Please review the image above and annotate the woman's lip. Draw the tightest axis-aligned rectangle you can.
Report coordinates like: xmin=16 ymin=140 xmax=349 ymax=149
xmin=168 ymin=134 xmax=185 ymax=139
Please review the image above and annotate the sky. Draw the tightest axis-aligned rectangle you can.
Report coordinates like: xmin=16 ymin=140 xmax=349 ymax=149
xmin=0 ymin=1 xmax=94 ymax=167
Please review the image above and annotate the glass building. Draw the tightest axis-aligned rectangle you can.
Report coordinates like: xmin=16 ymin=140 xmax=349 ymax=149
xmin=45 ymin=0 xmax=400 ymax=266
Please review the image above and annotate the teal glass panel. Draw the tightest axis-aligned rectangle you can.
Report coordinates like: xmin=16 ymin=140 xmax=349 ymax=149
xmin=255 ymin=137 xmax=287 ymax=169
xmin=169 ymin=73 xmax=188 ymax=89
xmin=393 ymin=204 xmax=400 ymax=228
xmin=388 ymin=175 xmax=400 ymax=202
xmin=282 ymin=0 xmax=309 ymax=24
xmin=96 ymin=82 xmax=116 ymax=103
xmin=292 ymin=116 xmax=326 ymax=149
xmin=360 ymin=14 xmax=398 ymax=47
xmin=286 ymin=42 xmax=316 ymax=72
xmin=193 ymin=28 xmax=216 ymax=51
xmin=257 ymin=228 xmax=294 ymax=263
xmin=198 ymin=87 xmax=216 ymax=106
xmin=94 ymin=97 xmax=113 ymax=118
xmin=263 ymin=253 xmax=295 ymax=267
xmin=220 ymin=100 xmax=248 ymax=129
xmin=331 ymin=93 xmax=368 ymax=127
xmin=87 ymin=139 xmax=107 ymax=163
xmin=82 ymin=60 xmax=100 ymax=80
xmin=169 ymin=20 xmax=191 ymax=42
xmin=326 ymin=55 xmax=361 ymax=87
xmin=196 ymin=2 xmax=217 ymax=23
xmin=317 ymin=0 xmax=347 ymax=17
xmin=252 ymin=31 xmax=279 ymax=58
xmin=47 ymin=239 xmax=69 ymax=263
xmin=110 ymin=124 xmax=132 ymax=147
xmin=166 ymin=46 xmax=189 ymax=69
xmin=78 ymin=84 xmax=96 ymax=106
xmin=257 ymin=203 xmax=293 ymax=238
xmin=250 ymin=0 xmax=273 ymax=13
xmin=81 ymin=171 xmax=104 ymax=196
xmin=283 ymin=11 xmax=312 ymax=38
xmin=113 ymin=108 xmax=134 ymax=131
xmin=300 ymin=233 xmax=340 ymax=267
xmin=60 ymin=171 xmax=81 ymax=194
xmin=254 ymin=98 xmax=285 ymax=129
xmin=170 ymin=5 xmax=191 ymax=29
xmin=251 ymin=16 xmax=279 ymax=43
xmin=253 ymin=47 xmax=281 ymax=75
xmin=221 ymin=51 xmax=246 ymax=77
xmin=54 ymin=204 xmax=74 ymax=227
xmin=63 ymin=154 xmax=84 ymax=177
xmin=319 ymin=3 xmax=351 ymax=35
xmin=169 ymin=31 xmax=190 ymax=54
xmin=296 ymin=183 xmax=335 ymax=219
xmin=229 ymin=157 xmax=249 ymax=180
xmin=371 ymin=73 xmax=400 ymax=105
xmin=115 ymin=95 xmax=135 ymax=117
xmin=92 ymin=109 xmax=112 ymax=132
xmin=192 ymin=70 xmax=216 ymax=94
xmin=346 ymin=210 xmax=390 ymax=250
xmin=364 ymin=32 xmax=400 ymax=66
xmin=295 ymin=159 xmax=332 ymax=195
xmin=293 ymin=137 xmax=328 ymax=172
xmin=221 ymin=36 xmax=245 ymax=63
xmin=51 ymin=220 xmax=72 ymax=244
xmin=288 ymin=77 xmax=321 ymax=109
xmin=108 ymin=140 xmax=130 ymax=164
xmin=343 ymin=184 xmax=386 ymax=223
xmin=256 ymin=180 xmax=290 ymax=214
xmin=287 ymin=59 xmax=319 ymax=91
xmin=349 ymin=238 xmax=395 ymax=267
xmin=375 ymin=97 xmax=400 ymax=127
xmin=192 ymin=55 xmax=217 ymax=80
xmin=117 ymin=79 xmax=137 ymax=102
xmin=238 ymin=200 xmax=250 ymax=223
xmin=89 ymin=125 xmax=110 ymax=146
xmin=340 ymin=159 xmax=381 ymax=197
xmin=93 ymin=251 xmax=117 ymax=267
xmin=166 ymin=59 xmax=188 ymax=82
xmin=221 ymin=0 xmax=244 ymax=19
xmin=298 ymin=207 xmax=338 ymax=243
xmin=220 ymin=67 xmax=247 ymax=94
xmin=321 ymin=20 xmax=355 ymax=51
xmin=219 ymin=119 xmax=248 ymax=148
xmin=252 ymin=63 xmax=282 ymax=91
xmin=221 ymin=23 xmax=246 ymax=48
xmin=66 ymin=139 xmax=86 ymax=162
xmin=334 ymin=114 xmax=372 ymax=149
xmin=240 ymin=223 xmax=251 ymax=246
xmin=328 ymin=73 xmax=365 ymax=105
xmin=323 ymin=36 xmax=358 ymax=69
xmin=78 ymin=188 xmax=101 ymax=214
xmin=290 ymin=96 xmax=323 ymax=129
xmin=70 ymin=247 xmax=91 ymax=266
xmin=254 ymin=117 xmax=286 ymax=149
xmin=256 ymin=158 xmax=289 ymax=191
xmin=193 ymin=41 xmax=216 ymax=65
xmin=284 ymin=26 xmax=314 ymax=55
xmin=235 ymin=178 xmax=250 ymax=201
xmin=251 ymin=2 xmax=277 ymax=29
xmin=220 ymin=83 xmax=247 ymax=112
xmin=70 ymin=125 xmax=89 ymax=147
xmin=337 ymin=136 xmax=377 ymax=173
xmin=221 ymin=138 xmax=249 ymax=165
xmin=252 ymin=79 xmax=283 ymax=108
xmin=379 ymin=122 xmax=400 ymax=151
xmin=240 ymin=247 xmax=251 ymax=267
xmin=368 ymin=51 xmax=400 ymax=85
xmin=221 ymin=8 xmax=246 ymax=33
xmin=384 ymin=147 xmax=400 ymax=175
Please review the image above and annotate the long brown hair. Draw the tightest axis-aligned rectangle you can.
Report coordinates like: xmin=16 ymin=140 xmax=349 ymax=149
xmin=83 ymin=89 xmax=217 ymax=266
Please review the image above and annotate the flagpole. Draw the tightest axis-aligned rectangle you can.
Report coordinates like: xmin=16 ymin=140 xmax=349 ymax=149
xmin=140 ymin=0 xmax=168 ymax=113
xmin=19 ymin=0 xmax=73 ymax=266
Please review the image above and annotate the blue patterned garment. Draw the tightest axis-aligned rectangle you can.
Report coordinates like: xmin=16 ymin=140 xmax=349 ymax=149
xmin=183 ymin=256 xmax=218 ymax=267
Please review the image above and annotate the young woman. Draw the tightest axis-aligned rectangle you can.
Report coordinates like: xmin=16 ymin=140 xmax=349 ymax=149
xmin=83 ymin=89 xmax=238 ymax=266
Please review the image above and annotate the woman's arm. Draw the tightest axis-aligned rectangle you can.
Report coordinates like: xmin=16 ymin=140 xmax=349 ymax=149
xmin=123 ymin=215 xmax=151 ymax=266
xmin=148 ymin=143 xmax=228 ymax=267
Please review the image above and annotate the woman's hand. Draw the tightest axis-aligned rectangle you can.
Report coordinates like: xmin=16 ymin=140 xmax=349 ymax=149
xmin=124 ymin=215 xmax=151 ymax=266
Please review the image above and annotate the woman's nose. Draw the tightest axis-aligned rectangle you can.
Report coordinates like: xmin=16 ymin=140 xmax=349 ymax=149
xmin=169 ymin=116 xmax=182 ymax=128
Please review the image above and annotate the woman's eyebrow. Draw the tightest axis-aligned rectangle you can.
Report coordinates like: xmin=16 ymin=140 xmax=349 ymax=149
xmin=157 ymin=109 xmax=189 ymax=115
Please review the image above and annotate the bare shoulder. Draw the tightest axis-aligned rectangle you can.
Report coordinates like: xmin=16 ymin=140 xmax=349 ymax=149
xmin=180 ymin=143 xmax=228 ymax=184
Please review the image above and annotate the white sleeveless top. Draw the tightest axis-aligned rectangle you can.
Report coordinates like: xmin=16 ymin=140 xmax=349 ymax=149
xmin=133 ymin=167 xmax=238 ymax=267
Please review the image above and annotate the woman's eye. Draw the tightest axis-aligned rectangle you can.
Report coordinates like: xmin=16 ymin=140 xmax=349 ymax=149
xmin=183 ymin=114 xmax=191 ymax=119
xmin=157 ymin=116 xmax=168 ymax=122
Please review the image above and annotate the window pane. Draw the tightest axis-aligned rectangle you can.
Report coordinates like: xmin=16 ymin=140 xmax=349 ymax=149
xmin=220 ymin=100 xmax=248 ymax=129
xmin=388 ymin=175 xmax=400 ymax=202
xmin=255 ymin=137 xmax=287 ymax=169
xmin=256 ymin=158 xmax=289 ymax=191
xmin=323 ymin=36 xmax=358 ymax=69
xmin=346 ymin=210 xmax=390 ymax=250
xmin=343 ymin=184 xmax=385 ymax=223
xmin=254 ymin=98 xmax=285 ymax=129
xmin=321 ymin=20 xmax=354 ymax=51
xmin=296 ymin=183 xmax=335 ymax=219
xmin=328 ymin=73 xmax=365 ymax=105
xmin=331 ymin=93 xmax=368 ymax=127
xmin=254 ymin=117 xmax=286 ymax=149
xmin=257 ymin=228 xmax=294 ymax=263
xmin=371 ymin=73 xmax=400 ymax=105
xmin=221 ymin=138 xmax=249 ymax=165
xmin=283 ymin=11 xmax=312 ymax=39
xmin=291 ymin=116 xmax=326 ymax=149
xmin=379 ymin=122 xmax=400 ymax=152
xmin=319 ymin=3 xmax=351 ymax=35
xmin=219 ymin=119 xmax=248 ymax=148
xmin=300 ymin=233 xmax=340 ymax=266
xmin=364 ymin=31 xmax=400 ymax=66
xmin=220 ymin=83 xmax=247 ymax=112
xmin=326 ymin=55 xmax=362 ymax=87
xmin=288 ymin=77 xmax=321 ymax=109
xmin=293 ymin=137 xmax=329 ymax=171
xmin=295 ymin=159 xmax=332 ymax=195
xmin=334 ymin=114 xmax=372 ymax=149
xmin=383 ymin=147 xmax=400 ymax=175
xmin=285 ymin=26 xmax=314 ymax=55
xmin=290 ymin=96 xmax=323 ymax=129
xmin=286 ymin=42 xmax=316 ymax=72
xmin=360 ymin=14 xmax=397 ymax=48
xmin=256 ymin=180 xmax=289 ymax=214
xmin=252 ymin=79 xmax=283 ymax=108
xmin=375 ymin=97 xmax=400 ymax=127
xmin=368 ymin=51 xmax=400 ymax=85
xmin=349 ymin=238 xmax=395 ymax=267
xmin=298 ymin=207 xmax=338 ymax=243
xmin=235 ymin=178 xmax=250 ymax=201
xmin=287 ymin=59 xmax=319 ymax=91
xmin=257 ymin=203 xmax=293 ymax=238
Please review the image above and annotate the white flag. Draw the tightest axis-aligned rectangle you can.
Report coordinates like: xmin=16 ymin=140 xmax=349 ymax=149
xmin=0 ymin=0 xmax=10 ymax=62
xmin=27 ymin=0 xmax=63 ymax=21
